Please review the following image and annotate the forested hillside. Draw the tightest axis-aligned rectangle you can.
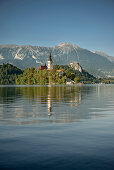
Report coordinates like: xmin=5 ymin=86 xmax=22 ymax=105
xmin=0 ymin=63 xmax=23 ymax=84
xmin=16 ymin=68 xmax=66 ymax=85
xmin=16 ymin=65 xmax=99 ymax=85
xmin=0 ymin=63 xmax=113 ymax=85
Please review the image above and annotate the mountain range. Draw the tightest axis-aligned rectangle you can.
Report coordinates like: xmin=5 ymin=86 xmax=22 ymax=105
xmin=0 ymin=43 xmax=114 ymax=77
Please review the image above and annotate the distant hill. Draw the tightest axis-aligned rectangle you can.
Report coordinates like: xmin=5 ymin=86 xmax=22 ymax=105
xmin=94 ymin=51 xmax=114 ymax=63
xmin=0 ymin=43 xmax=114 ymax=77
xmin=0 ymin=63 xmax=23 ymax=84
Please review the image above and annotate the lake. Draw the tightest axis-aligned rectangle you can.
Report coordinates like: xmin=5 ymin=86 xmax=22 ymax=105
xmin=0 ymin=85 xmax=114 ymax=170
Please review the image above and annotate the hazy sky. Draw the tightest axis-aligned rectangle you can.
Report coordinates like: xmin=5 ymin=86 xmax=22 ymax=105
xmin=0 ymin=0 xmax=114 ymax=55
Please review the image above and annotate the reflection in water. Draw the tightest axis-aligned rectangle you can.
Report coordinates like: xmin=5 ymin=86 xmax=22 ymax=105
xmin=0 ymin=85 xmax=114 ymax=170
xmin=47 ymin=87 xmax=52 ymax=113
xmin=0 ymin=85 xmax=114 ymax=125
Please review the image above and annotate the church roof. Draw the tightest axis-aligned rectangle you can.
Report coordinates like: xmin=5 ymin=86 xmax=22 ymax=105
xmin=38 ymin=65 xmax=47 ymax=70
xmin=48 ymin=53 xmax=52 ymax=61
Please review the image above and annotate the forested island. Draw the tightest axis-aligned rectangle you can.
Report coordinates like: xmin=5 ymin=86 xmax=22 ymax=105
xmin=0 ymin=63 xmax=114 ymax=85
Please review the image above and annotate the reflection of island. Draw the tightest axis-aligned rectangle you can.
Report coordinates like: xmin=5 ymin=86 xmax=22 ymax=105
xmin=0 ymin=85 xmax=110 ymax=125
xmin=0 ymin=86 xmax=22 ymax=104
xmin=46 ymin=86 xmax=82 ymax=114
xmin=47 ymin=86 xmax=82 ymax=113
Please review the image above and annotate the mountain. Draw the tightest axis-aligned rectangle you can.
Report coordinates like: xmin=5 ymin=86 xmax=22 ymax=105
xmin=0 ymin=43 xmax=114 ymax=77
xmin=94 ymin=51 xmax=114 ymax=63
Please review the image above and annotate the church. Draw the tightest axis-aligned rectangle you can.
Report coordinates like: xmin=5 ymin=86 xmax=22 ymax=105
xmin=38 ymin=53 xmax=53 ymax=70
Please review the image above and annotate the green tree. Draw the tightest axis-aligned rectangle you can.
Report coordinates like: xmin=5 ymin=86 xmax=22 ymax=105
xmin=74 ymin=77 xmax=80 ymax=83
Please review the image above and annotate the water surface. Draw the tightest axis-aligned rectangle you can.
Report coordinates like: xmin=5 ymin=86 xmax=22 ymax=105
xmin=0 ymin=85 xmax=114 ymax=169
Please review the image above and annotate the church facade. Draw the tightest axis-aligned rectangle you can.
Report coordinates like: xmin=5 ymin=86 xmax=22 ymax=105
xmin=38 ymin=53 xmax=53 ymax=70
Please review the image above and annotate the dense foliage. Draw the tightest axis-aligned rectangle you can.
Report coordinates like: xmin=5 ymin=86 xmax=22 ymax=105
xmin=16 ymin=68 xmax=66 ymax=85
xmin=100 ymin=78 xmax=114 ymax=84
xmin=0 ymin=63 xmax=113 ymax=85
xmin=0 ymin=63 xmax=23 ymax=84
xmin=54 ymin=65 xmax=99 ymax=84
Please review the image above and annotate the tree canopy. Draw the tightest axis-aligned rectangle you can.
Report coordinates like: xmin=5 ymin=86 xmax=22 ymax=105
xmin=0 ymin=63 xmax=23 ymax=84
xmin=0 ymin=63 xmax=112 ymax=85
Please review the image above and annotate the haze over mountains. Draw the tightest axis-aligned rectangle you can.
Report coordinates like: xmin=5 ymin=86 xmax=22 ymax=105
xmin=94 ymin=51 xmax=114 ymax=63
xmin=0 ymin=43 xmax=114 ymax=77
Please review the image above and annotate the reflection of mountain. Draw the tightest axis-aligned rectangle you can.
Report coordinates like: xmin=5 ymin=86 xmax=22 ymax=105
xmin=0 ymin=85 xmax=109 ymax=125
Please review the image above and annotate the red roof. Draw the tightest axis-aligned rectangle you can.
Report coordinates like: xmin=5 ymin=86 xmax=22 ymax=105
xmin=38 ymin=65 xmax=47 ymax=70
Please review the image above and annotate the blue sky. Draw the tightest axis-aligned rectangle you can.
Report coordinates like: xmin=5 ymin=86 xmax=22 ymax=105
xmin=0 ymin=0 xmax=114 ymax=56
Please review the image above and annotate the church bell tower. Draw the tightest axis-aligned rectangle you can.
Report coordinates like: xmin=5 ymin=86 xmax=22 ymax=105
xmin=48 ymin=53 xmax=53 ymax=70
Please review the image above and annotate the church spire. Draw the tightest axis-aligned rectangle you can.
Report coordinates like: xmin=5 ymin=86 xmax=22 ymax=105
xmin=48 ymin=53 xmax=52 ymax=61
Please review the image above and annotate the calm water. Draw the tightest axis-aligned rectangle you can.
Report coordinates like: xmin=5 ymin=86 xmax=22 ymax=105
xmin=0 ymin=85 xmax=114 ymax=170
